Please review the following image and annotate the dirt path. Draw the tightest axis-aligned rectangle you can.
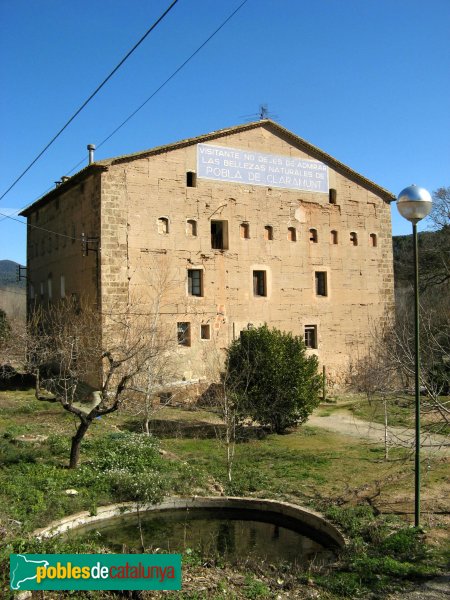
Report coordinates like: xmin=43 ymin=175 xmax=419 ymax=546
xmin=386 ymin=575 xmax=450 ymax=600
xmin=309 ymin=409 xmax=450 ymax=457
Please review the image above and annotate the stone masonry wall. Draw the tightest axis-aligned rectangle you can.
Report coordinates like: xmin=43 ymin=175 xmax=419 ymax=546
xmin=99 ymin=125 xmax=394 ymax=388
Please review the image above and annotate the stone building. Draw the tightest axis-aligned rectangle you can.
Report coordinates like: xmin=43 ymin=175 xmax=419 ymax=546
xmin=20 ymin=120 xmax=395 ymax=388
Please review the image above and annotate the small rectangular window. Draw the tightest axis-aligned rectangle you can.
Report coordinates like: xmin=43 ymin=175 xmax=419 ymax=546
xmin=330 ymin=230 xmax=338 ymax=245
xmin=370 ymin=233 xmax=377 ymax=247
xmin=309 ymin=228 xmax=318 ymax=243
xmin=287 ymin=227 xmax=297 ymax=242
xmin=264 ymin=225 xmax=273 ymax=240
xmin=329 ymin=189 xmax=337 ymax=204
xmin=186 ymin=172 xmax=197 ymax=187
xmin=186 ymin=219 xmax=197 ymax=236
xmin=177 ymin=322 xmax=191 ymax=346
xmin=158 ymin=217 xmax=169 ymax=234
xmin=350 ymin=231 xmax=358 ymax=246
xmin=315 ymin=271 xmax=327 ymax=297
xmin=253 ymin=270 xmax=267 ymax=297
xmin=304 ymin=325 xmax=317 ymax=349
xmin=211 ymin=220 xmax=228 ymax=250
xmin=240 ymin=223 xmax=250 ymax=239
xmin=188 ymin=269 xmax=203 ymax=297
xmin=200 ymin=324 xmax=211 ymax=340
xmin=60 ymin=275 xmax=65 ymax=298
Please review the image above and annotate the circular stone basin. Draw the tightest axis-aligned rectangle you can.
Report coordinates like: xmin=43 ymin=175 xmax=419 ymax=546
xmin=37 ymin=497 xmax=345 ymax=566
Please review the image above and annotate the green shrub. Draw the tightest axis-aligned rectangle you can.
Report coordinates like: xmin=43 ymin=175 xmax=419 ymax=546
xmin=378 ymin=528 xmax=428 ymax=562
xmin=108 ymin=469 xmax=168 ymax=503
xmin=85 ymin=431 xmax=161 ymax=473
xmin=243 ymin=575 xmax=270 ymax=599
xmin=47 ymin=434 xmax=71 ymax=456
xmin=226 ymin=325 xmax=322 ymax=433
xmin=0 ymin=439 xmax=39 ymax=465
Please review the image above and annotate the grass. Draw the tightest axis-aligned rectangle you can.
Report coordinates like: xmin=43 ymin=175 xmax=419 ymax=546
xmin=0 ymin=388 xmax=448 ymax=599
xmin=339 ymin=392 xmax=450 ymax=436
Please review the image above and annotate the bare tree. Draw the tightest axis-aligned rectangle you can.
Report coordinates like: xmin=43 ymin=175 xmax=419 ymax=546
xmin=352 ymin=298 xmax=449 ymax=458
xmin=24 ymin=294 xmax=174 ymax=468
xmin=202 ymin=335 xmax=248 ymax=485
xmin=121 ymin=259 xmax=179 ymax=435
xmin=428 ymin=186 xmax=450 ymax=231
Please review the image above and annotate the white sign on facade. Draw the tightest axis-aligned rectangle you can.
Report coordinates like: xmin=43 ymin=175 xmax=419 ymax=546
xmin=197 ymin=143 xmax=328 ymax=193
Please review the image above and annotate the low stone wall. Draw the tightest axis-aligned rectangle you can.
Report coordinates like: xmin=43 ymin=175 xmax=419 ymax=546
xmin=35 ymin=496 xmax=345 ymax=548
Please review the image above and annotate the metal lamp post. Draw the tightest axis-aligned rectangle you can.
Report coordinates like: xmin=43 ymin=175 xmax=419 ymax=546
xmin=396 ymin=185 xmax=432 ymax=528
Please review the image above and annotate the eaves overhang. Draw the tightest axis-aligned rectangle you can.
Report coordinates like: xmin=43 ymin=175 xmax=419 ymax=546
xmin=19 ymin=164 xmax=108 ymax=217
xmin=19 ymin=120 xmax=395 ymax=216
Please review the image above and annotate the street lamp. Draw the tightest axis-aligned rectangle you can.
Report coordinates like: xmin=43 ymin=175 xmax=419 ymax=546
xmin=396 ymin=184 xmax=432 ymax=528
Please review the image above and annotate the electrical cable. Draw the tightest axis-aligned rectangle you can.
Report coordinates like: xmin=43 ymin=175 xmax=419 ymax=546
xmin=0 ymin=0 xmax=250 ymax=244
xmin=0 ymin=0 xmax=180 ymax=203
xmin=0 ymin=211 xmax=83 ymax=241
xmin=59 ymin=0 xmax=251 ymax=178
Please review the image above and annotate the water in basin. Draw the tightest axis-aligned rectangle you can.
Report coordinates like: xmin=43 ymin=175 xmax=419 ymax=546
xmin=70 ymin=507 xmax=336 ymax=565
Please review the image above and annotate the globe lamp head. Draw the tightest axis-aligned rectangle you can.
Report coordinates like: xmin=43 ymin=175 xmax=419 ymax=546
xmin=397 ymin=185 xmax=432 ymax=224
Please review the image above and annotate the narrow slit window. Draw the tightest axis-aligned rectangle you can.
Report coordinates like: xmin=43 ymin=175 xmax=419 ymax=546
xmin=264 ymin=225 xmax=273 ymax=240
xmin=158 ymin=217 xmax=169 ymax=234
xmin=370 ymin=233 xmax=377 ymax=247
xmin=304 ymin=325 xmax=318 ymax=349
xmin=240 ymin=223 xmax=250 ymax=239
xmin=253 ymin=270 xmax=267 ymax=297
xmin=186 ymin=219 xmax=197 ymax=237
xmin=329 ymin=189 xmax=337 ymax=204
xmin=287 ymin=227 xmax=297 ymax=242
xmin=186 ymin=171 xmax=197 ymax=187
xmin=177 ymin=322 xmax=191 ymax=346
xmin=309 ymin=228 xmax=318 ymax=243
xmin=211 ymin=220 xmax=228 ymax=250
xmin=60 ymin=275 xmax=65 ymax=298
xmin=47 ymin=276 xmax=53 ymax=300
xmin=187 ymin=269 xmax=203 ymax=297
xmin=330 ymin=230 xmax=338 ymax=244
xmin=315 ymin=271 xmax=328 ymax=297
xmin=200 ymin=324 xmax=211 ymax=340
xmin=350 ymin=231 xmax=358 ymax=246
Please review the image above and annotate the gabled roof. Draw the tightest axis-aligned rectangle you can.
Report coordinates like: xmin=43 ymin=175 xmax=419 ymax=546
xmin=20 ymin=120 xmax=394 ymax=216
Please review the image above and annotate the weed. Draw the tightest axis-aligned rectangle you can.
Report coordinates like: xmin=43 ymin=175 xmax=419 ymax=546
xmin=243 ymin=575 xmax=270 ymax=598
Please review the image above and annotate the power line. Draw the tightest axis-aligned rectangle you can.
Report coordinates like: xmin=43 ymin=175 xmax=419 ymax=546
xmin=0 ymin=0 xmax=181 ymax=203
xmin=63 ymin=0 xmax=251 ymax=175
xmin=95 ymin=0 xmax=250 ymax=152
xmin=0 ymin=211 xmax=82 ymax=241
xmin=0 ymin=0 xmax=251 ymax=243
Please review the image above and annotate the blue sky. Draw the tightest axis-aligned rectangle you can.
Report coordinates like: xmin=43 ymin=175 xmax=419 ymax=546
xmin=1 ymin=0 xmax=449 ymax=265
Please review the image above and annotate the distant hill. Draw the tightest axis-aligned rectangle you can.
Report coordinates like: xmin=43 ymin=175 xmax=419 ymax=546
xmin=0 ymin=260 xmax=25 ymax=288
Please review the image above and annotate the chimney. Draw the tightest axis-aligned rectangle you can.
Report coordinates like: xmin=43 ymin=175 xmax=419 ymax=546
xmin=61 ymin=176 xmax=70 ymax=183
xmin=87 ymin=144 xmax=96 ymax=165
